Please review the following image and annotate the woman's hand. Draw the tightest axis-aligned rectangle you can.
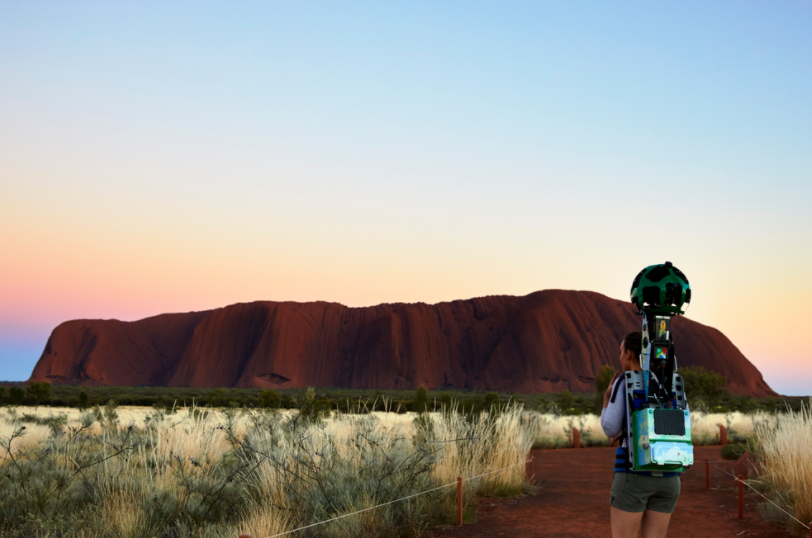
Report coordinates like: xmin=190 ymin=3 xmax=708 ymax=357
xmin=602 ymin=370 xmax=621 ymax=409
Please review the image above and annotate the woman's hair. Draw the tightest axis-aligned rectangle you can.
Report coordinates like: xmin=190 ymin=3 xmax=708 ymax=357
xmin=622 ymin=331 xmax=642 ymax=358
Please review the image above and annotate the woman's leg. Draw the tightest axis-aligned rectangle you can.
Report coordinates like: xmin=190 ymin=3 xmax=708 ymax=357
xmin=640 ymin=510 xmax=672 ymax=538
xmin=641 ymin=474 xmax=679 ymax=537
xmin=610 ymin=506 xmax=644 ymax=538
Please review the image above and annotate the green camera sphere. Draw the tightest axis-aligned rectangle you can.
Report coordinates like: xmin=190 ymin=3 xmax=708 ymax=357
xmin=630 ymin=261 xmax=691 ymax=315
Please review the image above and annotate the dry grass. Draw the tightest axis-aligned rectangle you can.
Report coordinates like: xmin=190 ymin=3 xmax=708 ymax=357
xmin=432 ymin=407 xmax=537 ymax=495
xmin=5 ymin=401 xmax=800 ymax=537
xmin=526 ymin=410 xmax=770 ymax=449
xmin=0 ymin=419 xmax=50 ymax=462
xmin=0 ymin=403 xmax=535 ymax=538
xmin=753 ymin=403 xmax=812 ymax=533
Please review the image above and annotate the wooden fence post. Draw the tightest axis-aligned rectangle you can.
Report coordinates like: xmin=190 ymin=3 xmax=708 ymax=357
xmin=572 ymin=427 xmax=580 ymax=449
xmin=720 ymin=425 xmax=728 ymax=446
xmin=457 ymin=476 xmax=463 ymax=525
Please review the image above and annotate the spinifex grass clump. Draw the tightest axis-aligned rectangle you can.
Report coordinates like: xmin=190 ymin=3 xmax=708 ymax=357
xmin=229 ymin=411 xmax=440 ymax=538
xmin=430 ymin=405 xmax=538 ymax=498
xmin=0 ymin=406 xmax=252 ymax=537
xmin=752 ymin=403 xmax=812 ymax=533
xmin=224 ymin=403 xmax=536 ymax=537
xmin=0 ymin=401 xmax=536 ymax=538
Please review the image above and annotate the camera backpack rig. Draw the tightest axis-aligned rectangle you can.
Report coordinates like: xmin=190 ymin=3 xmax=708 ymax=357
xmin=625 ymin=261 xmax=694 ymax=473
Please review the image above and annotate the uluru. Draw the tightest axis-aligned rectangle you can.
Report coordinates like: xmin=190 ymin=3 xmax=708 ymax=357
xmin=29 ymin=290 xmax=775 ymax=397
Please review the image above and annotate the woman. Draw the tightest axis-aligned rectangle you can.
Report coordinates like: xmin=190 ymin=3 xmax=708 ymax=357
xmin=601 ymin=332 xmax=681 ymax=538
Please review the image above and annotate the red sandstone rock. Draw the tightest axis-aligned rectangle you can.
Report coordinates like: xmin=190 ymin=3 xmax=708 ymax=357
xmin=29 ymin=290 xmax=776 ymax=396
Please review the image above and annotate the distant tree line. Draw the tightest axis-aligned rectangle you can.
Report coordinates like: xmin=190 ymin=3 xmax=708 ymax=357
xmin=0 ymin=374 xmax=803 ymax=415
xmin=591 ymin=364 xmax=791 ymax=414
xmin=0 ymin=382 xmax=51 ymax=409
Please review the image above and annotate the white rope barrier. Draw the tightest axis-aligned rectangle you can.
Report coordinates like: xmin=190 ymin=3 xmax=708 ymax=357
xmin=261 ymin=459 xmax=530 ymax=538
xmin=710 ymin=462 xmax=810 ymax=530
xmin=463 ymin=459 xmax=527 ymax=482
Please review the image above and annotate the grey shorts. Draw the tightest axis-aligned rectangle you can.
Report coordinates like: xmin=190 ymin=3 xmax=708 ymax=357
xmin=610 ymin=472 xmax=681 ymax=514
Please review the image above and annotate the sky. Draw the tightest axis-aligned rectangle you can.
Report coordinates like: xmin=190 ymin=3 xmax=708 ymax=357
xmin=1 ymin=1 xmax=810 ymax=395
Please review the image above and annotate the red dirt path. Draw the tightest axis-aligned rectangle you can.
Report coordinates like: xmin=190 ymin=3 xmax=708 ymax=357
xmin=431 ymin=446 xmax=795 ymax=538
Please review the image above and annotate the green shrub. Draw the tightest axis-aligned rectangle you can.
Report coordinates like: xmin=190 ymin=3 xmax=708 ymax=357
xmin=439 ymin=393 xmax=453 ymax=410
xmin=9 ymin=387 xmax=24 ymax=406
xmin=103 ymin=399 xmax=119 ymax=428
xmin=556 ymin=390 xmax=574 ymax=413
xmin=297 ymin=387 xmax=328 ymax=422
xmin=484 ymin=393 xmax=500 ymax=413
xmin=78 ymin=390 xmax=89 ymax=411
xmin=595 ymin=365 xmax=616 ymax=394
xmin=413 ymin=386 xmax=430 ymax=414
xmin=594 ymin=365 xmax=616 ymax=412
xmin=680 ymin=366 xmax=729 ymax=405
xmin=25 ymin=382 xmax=51 ymax=409
xmin=721 ymin=443 xmax=748 ymax=460
xmin=279 ymin=394 xmax=293 ymax=408
xmin=258 ymin=390 xmax=281 ymax=409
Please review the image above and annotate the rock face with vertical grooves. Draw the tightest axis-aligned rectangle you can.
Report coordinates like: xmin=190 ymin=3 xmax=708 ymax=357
xmin=29 ymin=290 xmax=776 ymax=396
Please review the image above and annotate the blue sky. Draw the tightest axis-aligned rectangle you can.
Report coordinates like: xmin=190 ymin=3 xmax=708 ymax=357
xmin=1 ymin=1 xmax=811 ymax=394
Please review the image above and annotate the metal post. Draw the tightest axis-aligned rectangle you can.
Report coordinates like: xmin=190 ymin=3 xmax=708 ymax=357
xmin=705 ymin=459 xmax=709 ymax=489
xmin=457 ymin=476 xmax=463 ymax=525
xmin=738 ymin=475 xmax=744 ymax=520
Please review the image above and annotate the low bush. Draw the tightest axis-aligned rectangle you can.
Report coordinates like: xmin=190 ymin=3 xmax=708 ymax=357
xmin=720 ymin=442 xmax=748 ymax=460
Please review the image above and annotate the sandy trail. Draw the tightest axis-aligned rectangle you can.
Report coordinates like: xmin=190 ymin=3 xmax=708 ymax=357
xmin=430 ymin=446 xmax=793 ymax=538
